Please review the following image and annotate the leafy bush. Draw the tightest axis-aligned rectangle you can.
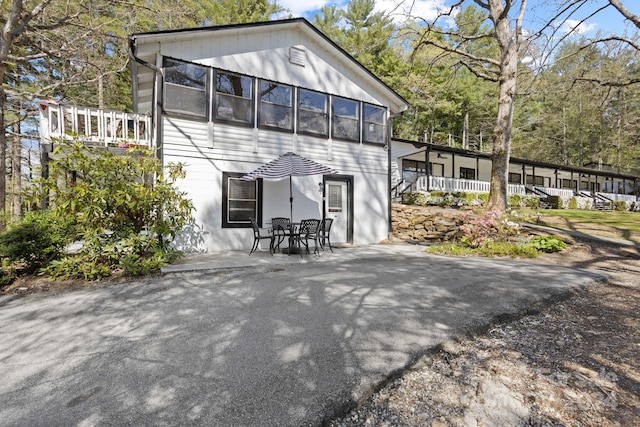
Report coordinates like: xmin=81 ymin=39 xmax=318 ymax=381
xmin=459 ymin=210 xmax=521 ymax=248
xmin=0 ymin=211 xmax=70 ymax=272
xmin=613 ymin=201 xmax=627 ymax=212
xmin=405 ymin=191 xmax=427 ymax=206
xmin=26 ymin=140 xmax=194 ymax=279
xmin=568 ymin=197 xmax=578 ymax=210
xmin=528 ymin=235 xmax=567 ymax=253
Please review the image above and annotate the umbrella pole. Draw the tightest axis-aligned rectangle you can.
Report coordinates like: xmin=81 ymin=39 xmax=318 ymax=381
xmin=289 ymin=176 xmax=293 ymax=221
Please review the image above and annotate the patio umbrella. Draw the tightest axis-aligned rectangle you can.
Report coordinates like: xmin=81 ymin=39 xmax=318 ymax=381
xmin=242 ymin=152 xmax=338 ymax=220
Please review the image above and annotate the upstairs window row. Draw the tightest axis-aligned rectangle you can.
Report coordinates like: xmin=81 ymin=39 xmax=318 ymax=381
xmin=163 ymin=57 xmax=387 ymax=145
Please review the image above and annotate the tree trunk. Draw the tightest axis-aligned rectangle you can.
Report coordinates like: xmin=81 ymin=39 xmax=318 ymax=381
xmin=486 ymin=0 xmax=521 ymax=212
xmin=0 ymin=88 xmax=6 ymax=229
xmin=463 ymin=105 xmax=469 ymax=150
xmin=11 ymin=120 xmax=21 ymax=220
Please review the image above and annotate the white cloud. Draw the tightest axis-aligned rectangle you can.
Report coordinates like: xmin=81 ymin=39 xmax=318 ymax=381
xmin=278 ymin=0 xmax=344 ymax=18
xmin=279 ymin=0 xmax=449 ymax=23
xmin=560 ymin=19 xmax=597 ymax=35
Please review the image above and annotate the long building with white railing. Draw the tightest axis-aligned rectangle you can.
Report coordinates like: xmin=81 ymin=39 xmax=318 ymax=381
xmin=391 ymin=138 xmax=639 ymax=206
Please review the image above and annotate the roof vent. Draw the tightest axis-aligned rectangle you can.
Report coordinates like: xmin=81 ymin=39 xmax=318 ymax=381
xmin=289 ymin=46 xmax=306 ymax=67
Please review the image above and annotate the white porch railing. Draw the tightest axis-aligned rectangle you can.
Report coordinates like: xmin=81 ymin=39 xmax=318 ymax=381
xmin=596 ymin=192 xmax=637 ymax=202
xmin=413 ymin=177 xmax=639 ymax=202
xmin=39 ymin=101 xmax=152 ymax=148
xmin=533 ymin=186 xmax=574 ymax=197
xmin=416 ymin=176 xmax=526 ymax=195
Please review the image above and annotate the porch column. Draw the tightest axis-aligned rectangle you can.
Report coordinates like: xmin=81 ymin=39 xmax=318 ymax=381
xmin=521 ymin=164 xmax=525 ymax=185
xmin=476 ymin=157 xmax=479 ymax=180
xmin=555 ymin=169 xmax=558 ymax=188
xmin=425 ymin=146 xmax=431 ymax=191
xmin=532 ymin=166 xmax=536 ymax=186
xmin=452 ymin=154 xmax=456 ymax=178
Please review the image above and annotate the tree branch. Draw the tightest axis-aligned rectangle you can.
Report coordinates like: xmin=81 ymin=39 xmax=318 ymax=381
xmin=608 ymin=0 xmax=640 ymax=29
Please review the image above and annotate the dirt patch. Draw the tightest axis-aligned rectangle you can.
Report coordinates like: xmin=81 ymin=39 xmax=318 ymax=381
xmin=1 ymin=271 xmax=144 ymax=296
xmin=330 ymin=239 xmax=640 ymax=426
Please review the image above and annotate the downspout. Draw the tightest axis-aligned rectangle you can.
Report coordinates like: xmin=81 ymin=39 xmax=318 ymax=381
xmin=128 ymin=37 xmax=163 ymax=164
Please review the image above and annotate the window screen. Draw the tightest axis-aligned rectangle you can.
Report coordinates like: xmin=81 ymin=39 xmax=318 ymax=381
xmin=332 ymin=97 xmax=359 ymax=141
xmin=215 ymin=72 xmax=253 ymax=124
xmin=259 ymin=80 xmax=293 ymax=131
xmin=163 ymin=58 xmax=208 ymax=118
xmin=363 ymin=103 xmax=386 ymax=144
xmin=222 ymin=172 xmax=261 ymax=228
xmin=298 ymin=89 xmax=328 ymax=136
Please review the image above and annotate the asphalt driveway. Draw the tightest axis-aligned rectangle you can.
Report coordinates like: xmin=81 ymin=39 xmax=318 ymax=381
xmin=0 ymin=249 xmax=603 ymax=426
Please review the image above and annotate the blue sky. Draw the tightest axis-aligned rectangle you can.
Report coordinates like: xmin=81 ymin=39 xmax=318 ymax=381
xmin=278 ymin=0 xmax=640 ymax=36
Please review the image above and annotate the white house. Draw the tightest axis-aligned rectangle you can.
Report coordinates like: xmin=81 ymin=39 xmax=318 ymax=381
xmin=40 ymin=18 xmax=408 ymax=252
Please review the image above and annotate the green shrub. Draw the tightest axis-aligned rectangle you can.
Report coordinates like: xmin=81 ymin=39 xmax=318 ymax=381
xmin=547 ymin=196 xmax=562 ymax=209
xmin=405 ymin=192 xmax=427 ymax=206
xmin=440 ymin=192 xmax=454 ymax=207
xmin=508 ymin=194 xmax=522 ymax=207
xmin=44 ymin=254 xmax=111 ymax=281
xmin=524 ymin=196 xmax=540 ymax=209
xmin=0 ymin=211 xmax=70 ymax=272
xmin=528 ymin=235 xmax=567 ymax=253
xmin=479 ymin=241 xmax=539 ymax=258
xmin=613 ymin=201 xmax=627 ymax=212
xmin=568 ymin=197 xmax=578 ymax=210
xmin=27 ymin=140 xmax=193 ymax=280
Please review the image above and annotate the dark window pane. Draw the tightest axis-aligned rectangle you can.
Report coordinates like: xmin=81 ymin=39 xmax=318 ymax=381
xmin=299 ymin=89 xmax=327 ymax=112
xmin=215 ymin=72 xmax=253 ymax=124
xmin=298 ymin=89 xmax=328 ymax=136
xmin=229 ymin=180 xmax=256 ymax=199
xmin=163 ymin=58 xmax=208 ymax=118
xmin=259 ymin=80 xmax=292 ymax=130
xmin=260 ymin=81 xmax=291 ymax=105
xmin=332 ymin=97 xmax=359 ymax=141
xmin=460 ymin=167 xmax=476 ymax=180
xmin=227 ymin=178 xmax=257 ymax=223
xmin=229 ymin=201 xmax=257 ymax=222
xmin=363 ymin=104 xmax=386 ymax=144
xmin=165 ymin=58 xmax=207 ymax=89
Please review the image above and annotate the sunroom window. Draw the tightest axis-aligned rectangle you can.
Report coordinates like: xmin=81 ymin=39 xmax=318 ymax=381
xmin=297 ymin=89 xmax=328 ymax=137
xmin=163 ymin=58 xmax=208 ymax=118
xmin=215 ymin=71 xmax=253 ymax=125
xmin=259 ymin=80 xmax=293 ymax=131
xmin=363 ymin=103 xmax=387 ymax=144
xmin=332 ymin=96 xmax=359 ymax=141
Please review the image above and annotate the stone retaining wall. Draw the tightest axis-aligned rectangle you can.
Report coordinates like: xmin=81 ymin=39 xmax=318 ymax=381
xmin=391 ymin=204 xmax=464 ymax=243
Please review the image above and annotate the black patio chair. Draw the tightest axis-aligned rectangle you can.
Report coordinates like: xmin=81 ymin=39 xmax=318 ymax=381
xmin=271 ymin=217 xmax=291 ymax=252
xmin=318 ymin=218 xmax=334 ymax=252
xmin=249 ymin=217 xmax=274 ymax=255
xmin=291 ymin=219 xmax=321 ymax=256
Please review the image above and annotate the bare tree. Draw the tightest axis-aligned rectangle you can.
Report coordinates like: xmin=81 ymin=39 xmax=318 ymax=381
xmin=609 ymin=0 xmax=640 ymax=29
xmin=409 ymin=0 xmax=526 ymax=210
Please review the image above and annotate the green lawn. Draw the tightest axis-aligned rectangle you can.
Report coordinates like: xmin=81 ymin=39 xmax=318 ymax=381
xmin=520 ymin=209 xmax=640 ymax=242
